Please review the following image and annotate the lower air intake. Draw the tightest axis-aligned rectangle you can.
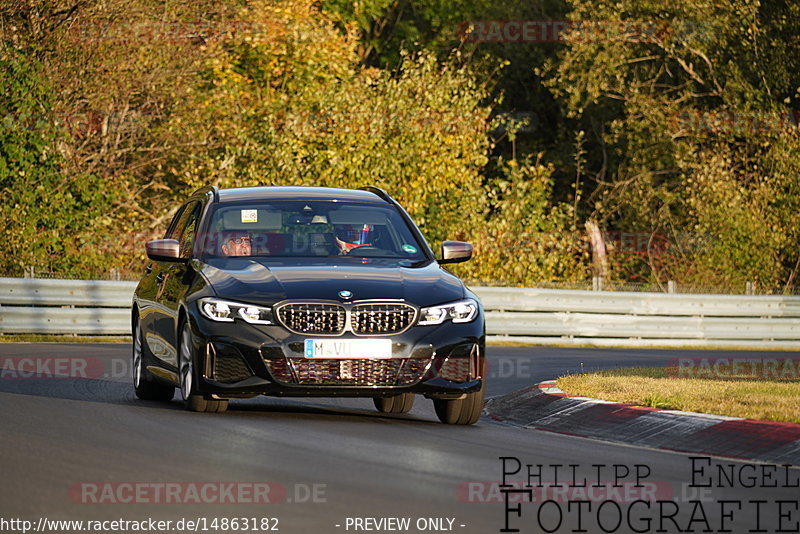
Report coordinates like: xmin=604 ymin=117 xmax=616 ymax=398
xmin=266 ymin=358 xmax=429 ymax=386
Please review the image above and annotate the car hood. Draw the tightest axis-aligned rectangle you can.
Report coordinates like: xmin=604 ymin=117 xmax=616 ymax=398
xmin=198 ymin=258 xmax=466 ymax=306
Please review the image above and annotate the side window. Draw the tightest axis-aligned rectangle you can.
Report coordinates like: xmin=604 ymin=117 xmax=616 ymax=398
xmin=176 ymin=202 xmax=201 ymax=259
xmin=164 ymin=205 xmax=186 ymax=239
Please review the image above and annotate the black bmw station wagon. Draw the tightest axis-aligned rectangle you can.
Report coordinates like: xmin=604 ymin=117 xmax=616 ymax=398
xmin=132 ymin=186 xmax=485 ymax=424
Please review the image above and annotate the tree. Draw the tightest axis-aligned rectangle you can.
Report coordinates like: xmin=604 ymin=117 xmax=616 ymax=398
xmin=549 ymin=0 xmax=800 ymax=290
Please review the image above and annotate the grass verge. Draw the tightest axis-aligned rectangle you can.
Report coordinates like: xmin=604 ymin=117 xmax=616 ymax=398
xmin=0 ymin=334 xmax=131 ymax=343
xmin=556 ymin=367 xmax=800 ymax=423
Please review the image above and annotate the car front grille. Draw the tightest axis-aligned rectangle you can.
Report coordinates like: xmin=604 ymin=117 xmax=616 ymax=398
xmin=265 ymin=358 xmax=430 ymax=386
xmin=274 ymin=301 xmax=417 ymax=335
xmin=351 ymin=303 xmax=416 ymax=334
xmin=276 ymin=303 xmax=346 ymax=335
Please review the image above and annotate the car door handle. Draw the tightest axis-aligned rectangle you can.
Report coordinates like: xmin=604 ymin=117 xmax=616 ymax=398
xmin=156 ymin=273 xmax=164 ymax=284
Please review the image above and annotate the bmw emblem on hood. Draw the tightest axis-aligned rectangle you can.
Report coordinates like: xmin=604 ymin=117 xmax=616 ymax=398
xmin=338 ymin=290 xmax=353 ymax=300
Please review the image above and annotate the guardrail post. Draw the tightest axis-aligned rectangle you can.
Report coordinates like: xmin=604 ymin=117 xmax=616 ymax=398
xmin=667 ymin=280 xmax=676 ymax=294
xmin=592 ymin=276 xmax=604 ymax=291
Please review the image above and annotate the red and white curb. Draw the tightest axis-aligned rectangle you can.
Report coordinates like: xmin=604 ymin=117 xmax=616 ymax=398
xmin=485 ymin=380 xmax=800 ymax=465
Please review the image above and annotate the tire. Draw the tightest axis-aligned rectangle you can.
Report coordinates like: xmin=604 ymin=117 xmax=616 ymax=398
xmin=179 ymin=321 xmax=228 ymax=414
xmin=132 ymin=315 xmax=175 ymax=401
xmin=373 ymin=393 xmax=415 ymax=414
xmin=433 ymin=382 xmax=485 ymax=425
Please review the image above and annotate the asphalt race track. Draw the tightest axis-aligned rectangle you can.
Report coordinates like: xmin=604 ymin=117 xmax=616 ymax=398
xmin=1 ymin=343 xmax=798 ymax=534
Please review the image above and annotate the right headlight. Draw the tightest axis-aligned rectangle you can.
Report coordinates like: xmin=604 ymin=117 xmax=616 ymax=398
xmin=198 ymin=297 xmax=273 ymax=325
xmin=418 ymin=299 xmax=479 ymax=325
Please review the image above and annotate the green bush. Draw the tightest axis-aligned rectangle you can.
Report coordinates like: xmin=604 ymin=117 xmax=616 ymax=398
xmin=0 ymin=48 xmax=112 ymax=277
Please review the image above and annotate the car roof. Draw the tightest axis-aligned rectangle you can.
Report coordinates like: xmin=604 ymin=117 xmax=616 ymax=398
xmin=214 ymin=186 xmax=387 ymax=204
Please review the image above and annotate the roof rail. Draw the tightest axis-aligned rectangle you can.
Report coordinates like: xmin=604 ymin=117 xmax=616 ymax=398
xmin=359 ymin=186 xmax=392 ymax=203
xmin=190 ymin=185 xmax=219 ymax=202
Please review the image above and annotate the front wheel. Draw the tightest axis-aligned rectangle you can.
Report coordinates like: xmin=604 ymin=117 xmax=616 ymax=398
xmin=179 ymin=322 xmax=228 ymax=413
xmin=373 ymin=393 xmax=415 ymax=414
xmin=433 ymin=383 xmax=484 ymax=425
xmin=132 ymin=316 xmax=174 ymax=401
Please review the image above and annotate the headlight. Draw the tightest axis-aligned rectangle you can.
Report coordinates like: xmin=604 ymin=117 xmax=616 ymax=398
xmin=418 ymin=299 xmax=479 ymax=325
xmin=199 ymin=298 xmax=273 ymax=325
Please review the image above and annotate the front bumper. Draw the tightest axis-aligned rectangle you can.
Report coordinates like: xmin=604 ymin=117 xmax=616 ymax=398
xmin=186 ymin=305 xmax=485 ymax=399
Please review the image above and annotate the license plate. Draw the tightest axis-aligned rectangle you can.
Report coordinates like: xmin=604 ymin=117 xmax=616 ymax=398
xmin=304 ymin=339 xmax=392 ymax=359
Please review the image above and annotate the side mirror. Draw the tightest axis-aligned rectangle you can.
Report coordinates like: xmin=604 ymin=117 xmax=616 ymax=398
xmin=439 ymin=240 xmax=473 ymax=264
xmin=146 ymin=239 xmax=183 ymax=262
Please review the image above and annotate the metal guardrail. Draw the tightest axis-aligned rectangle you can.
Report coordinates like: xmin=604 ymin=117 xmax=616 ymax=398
xmin=0 ymin=307 xmax=132 ymax=335
xmin=0 ymin=278 xmax=137 ymax=307
xmin=474 ymin=286 xmax=800 ymax=317
xmin=1 ymin=278 xmax=799 ymax=348
xmin=474 ymin=287 xmax=800 ymax=348
xmin=0 ymin=278 xmax=135 ymax=335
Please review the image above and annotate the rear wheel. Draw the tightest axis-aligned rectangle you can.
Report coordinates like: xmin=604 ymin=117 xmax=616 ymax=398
xmin=179 ymin=322 xmax=228 ymax=413
xmin=373 ymin=393 xmax=415 ymax=414
xmin=433 ymin=383 xmax=485 ymax=425
xmin=132 ymin=316 xmax=174 ymax=401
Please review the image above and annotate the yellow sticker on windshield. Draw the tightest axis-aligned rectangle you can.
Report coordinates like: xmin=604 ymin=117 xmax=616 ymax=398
xmin=241 ymin=209 xmax=258 ymax=223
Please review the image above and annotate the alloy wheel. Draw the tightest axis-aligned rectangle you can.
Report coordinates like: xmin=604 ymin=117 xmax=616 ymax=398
xmin=180 ymin=324 xmax=194 ymax=402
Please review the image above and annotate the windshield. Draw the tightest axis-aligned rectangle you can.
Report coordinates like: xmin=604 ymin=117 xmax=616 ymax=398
xmin=198 ymin=200 xmax=428 ymax=261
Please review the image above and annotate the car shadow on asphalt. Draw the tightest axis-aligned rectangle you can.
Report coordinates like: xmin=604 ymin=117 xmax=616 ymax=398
xmin=0 ymin=375 xmax=443 ymax=425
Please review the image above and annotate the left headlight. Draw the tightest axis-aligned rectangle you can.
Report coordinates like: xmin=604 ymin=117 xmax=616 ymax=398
xmin=198 ymin=297 xmax=273 ymax=325
xmin=418 ymin=299 xmax=479 ymax=325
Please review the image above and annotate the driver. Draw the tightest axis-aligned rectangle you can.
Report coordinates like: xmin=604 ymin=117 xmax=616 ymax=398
xmin=220 ymin=231 xmax=252 ymax=256
xmin=334 ymin=224 xmax=374 ymax=254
